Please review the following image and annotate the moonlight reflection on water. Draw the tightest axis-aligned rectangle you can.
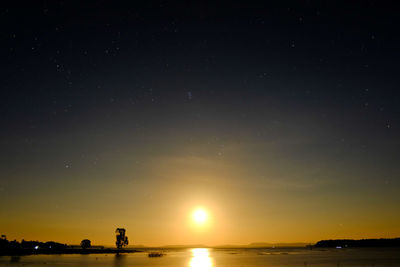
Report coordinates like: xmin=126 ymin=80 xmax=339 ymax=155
xmin=190 ymin=248 xmax=213 ymax=267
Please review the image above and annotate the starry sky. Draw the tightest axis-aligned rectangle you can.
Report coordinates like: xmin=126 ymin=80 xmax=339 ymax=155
xmin=1 ymin=1 xmax=400 ymax=246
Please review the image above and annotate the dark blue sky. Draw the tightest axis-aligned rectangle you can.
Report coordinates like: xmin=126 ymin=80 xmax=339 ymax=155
xmin=1 ymin=1 xmax=399 ymax=245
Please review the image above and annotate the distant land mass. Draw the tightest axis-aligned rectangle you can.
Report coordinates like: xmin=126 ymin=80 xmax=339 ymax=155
xmin=148 ymin=244 xmax=208 ymax=249
xmin=212 ymin=242 xmax=309 ymax=248
xmin=0 ymin=238 xmax=139 ymax=256
xmin=129 ymin=243 xmax=309 ymax=249
xmin=2 ymin=237 xmax=400 ymax=256
xmin=111 ymin=238 xmax=400 ymax=249
xmin=314 ymin=238 xmax=400 ymax=248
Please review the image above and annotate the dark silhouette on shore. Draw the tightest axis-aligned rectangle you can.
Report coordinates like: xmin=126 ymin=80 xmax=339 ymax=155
xmin=0 ymin=229 xmax=139 ymax=256
xmin=115 ymin=228 xmax=129 ymax=249
xmin=314 ymin=238 xmax=400 ymax=248
xmin=80 ymin=239 xmax=91 ymax=249
xmin=0 ymin=237 xmax=67 ymax=255
xmin=2 ymin=232 xmax=400 ymax=256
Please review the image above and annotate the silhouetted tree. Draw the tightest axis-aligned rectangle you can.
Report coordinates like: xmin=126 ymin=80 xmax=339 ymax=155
xmin=80 ymin=239 xmax=91 ymax=249
xmin=115 ymin=228 xmax=128 ymax=249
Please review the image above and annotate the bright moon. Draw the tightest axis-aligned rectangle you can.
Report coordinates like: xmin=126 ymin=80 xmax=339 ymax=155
xmin=192 ymin=209 xmax=208 ymax=224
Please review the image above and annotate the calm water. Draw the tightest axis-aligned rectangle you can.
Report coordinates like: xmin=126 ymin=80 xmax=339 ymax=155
xmin=1 ymin=248 xmax=399 ymax=266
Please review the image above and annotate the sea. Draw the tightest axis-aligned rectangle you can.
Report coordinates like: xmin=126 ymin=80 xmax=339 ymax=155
xmin=1 ymin=247 xmax=399 ymax=266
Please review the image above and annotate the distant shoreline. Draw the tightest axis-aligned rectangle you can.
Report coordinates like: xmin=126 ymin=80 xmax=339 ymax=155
xmin=314 ymin=238 xmax=400 ymax=248
xmin=2 ymin=237 xmax=400 ymax=256
xmin=0 ymin=248 xmax=142 ymax=256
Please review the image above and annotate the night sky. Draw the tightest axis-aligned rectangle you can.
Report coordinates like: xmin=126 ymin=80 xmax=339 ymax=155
xmin=1 ymin=1 xmax=400 ymax=246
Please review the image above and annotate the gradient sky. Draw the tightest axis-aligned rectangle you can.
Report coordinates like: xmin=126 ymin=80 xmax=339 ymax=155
xmin=1 ymin=1 xmax=400 ymax=246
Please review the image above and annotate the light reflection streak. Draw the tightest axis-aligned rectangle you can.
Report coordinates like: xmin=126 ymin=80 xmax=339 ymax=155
xmin=189 ymin=248 xmax=213 ymax=267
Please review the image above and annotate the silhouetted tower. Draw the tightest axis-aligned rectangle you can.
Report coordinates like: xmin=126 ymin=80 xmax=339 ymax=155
xmin=115 ymin=228 xmax=128 ymax=249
